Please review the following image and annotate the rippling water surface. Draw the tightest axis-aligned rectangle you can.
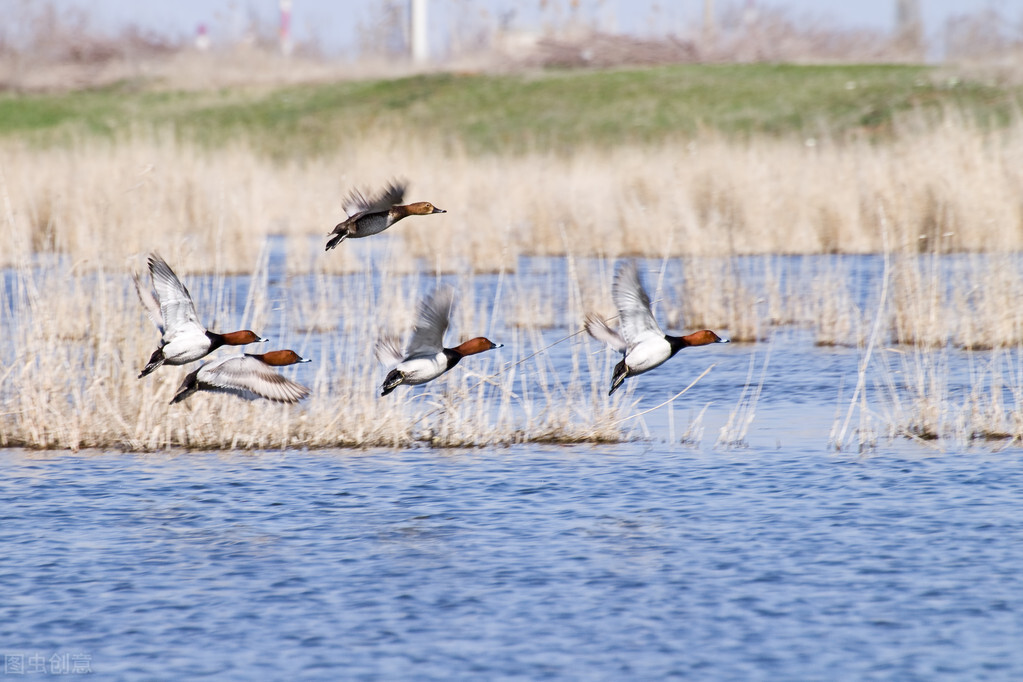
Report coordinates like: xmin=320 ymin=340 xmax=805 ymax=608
xmin=3 ymin=445 xmax=1023 ymax=680
xmin=4 ymin=253 xmax=1023 ymax=678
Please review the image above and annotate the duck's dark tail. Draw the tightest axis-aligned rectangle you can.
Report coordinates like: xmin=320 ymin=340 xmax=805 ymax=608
xmin=325 ymin=230 xmax=348 ymax=251
xmin=381 ymin=369 xmax=404 ymax=396
xmin=170 ymin=369 xmax=200 ymax=404
xmin=608 ymin=359 xmax=628 ymax=396
xmin=139 ymin=348 xmax=165 ymax=378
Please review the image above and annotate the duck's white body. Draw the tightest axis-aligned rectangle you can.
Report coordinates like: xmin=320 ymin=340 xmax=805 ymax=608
xmin=622 ymin=335 xmax=674 ymax=376
xmin=135 ymin=254 xmax=212 ymax=365
xmin=134 ymin=254 xmax=263 ymax=377
xmin=377 ymin=336 xmax=451 ymax=387
xmin=376 ymin=288 xmax=502 ymax=396
xmin=585 ymin=261 xmax=729 ymax=395
xmin=172 ymin=352 xmax=311 ymax=404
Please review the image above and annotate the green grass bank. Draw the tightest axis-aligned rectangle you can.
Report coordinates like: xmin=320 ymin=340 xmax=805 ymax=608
xmin=0 ymin=63 xmax=1019 ymax=157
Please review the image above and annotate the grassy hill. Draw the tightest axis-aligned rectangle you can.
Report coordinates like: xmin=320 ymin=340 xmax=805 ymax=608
xmin=0 ymin=63 xmax=1019 ymax=157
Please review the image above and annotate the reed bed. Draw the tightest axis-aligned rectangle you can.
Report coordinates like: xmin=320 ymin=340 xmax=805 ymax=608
xmin=889 ymin=253 xmax=1023 ymax=349
xmin=5 ymin=245 xmax=1023 ymax=450
xmin=828 ymin=248 xmax=1023 ymax=450
xmin=4 ymin=111 xmax=1023 ymax=273
xmin=0 ymin=251 xmax=638 ymax=451
xmin=873 ymin=345 xmax=1023 ymax=446
xmin=4 ymin=111 xmax=1023 ymax=450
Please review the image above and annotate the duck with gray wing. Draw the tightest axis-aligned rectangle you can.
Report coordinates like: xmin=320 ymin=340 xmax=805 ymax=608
xmin=376 ymin=287 xmax=502 ymax=396
xmin=134 ymin=253 xmax=265 ymax=378
xmin=171 ymin=350 xmax=312 ymax=405
xmin=325 ymin=180 xmax=445 ymax=250
xmin=585 ymin=260 xmax=729 ymax=396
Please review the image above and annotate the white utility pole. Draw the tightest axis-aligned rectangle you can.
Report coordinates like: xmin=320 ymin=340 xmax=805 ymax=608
xmin=411 ymin=0 xmax=429 ymax=63
xmin=703 ymin=0 xmax=716 ymax=46
xmin=279 ymin=0 xmax=293 ymax=56
xmin=896 ymin=0 xmax=922 ymax=56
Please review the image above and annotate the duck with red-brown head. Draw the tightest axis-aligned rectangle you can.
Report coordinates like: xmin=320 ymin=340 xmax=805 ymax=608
xmin=134 ymin=253 xmax=266 ymax=378
xmin=171 ymin=349 xmax=311 ymax=404
xmin=375 ymin=287 xmax=502 ymax=396
xmin=585 ymin=260 xmax=729 ymax=395
xmin=325 ymin=181 xmax=445 ymax=250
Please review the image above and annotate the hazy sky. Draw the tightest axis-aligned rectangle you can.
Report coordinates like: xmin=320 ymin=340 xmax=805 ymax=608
xmin=41 ymin=0 xmax=1016 ymax=57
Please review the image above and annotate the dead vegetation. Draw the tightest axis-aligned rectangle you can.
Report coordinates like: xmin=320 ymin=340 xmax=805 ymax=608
xmin=3 ymin=0 xmax=1023 ymax=450
xmin=0 ymin=255 xmax=640 ymax=451
xmin=5 ymin=111 xmax=1023 ymax=273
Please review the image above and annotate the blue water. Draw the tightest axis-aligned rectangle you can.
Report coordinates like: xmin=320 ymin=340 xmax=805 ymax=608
xmin=5 ymin=252 xmax=1023 ymax=678
xmin=3 ymin=447 xmax=1023 ymax=680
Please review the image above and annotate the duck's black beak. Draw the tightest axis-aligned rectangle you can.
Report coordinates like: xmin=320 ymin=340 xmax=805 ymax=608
xmin=432 ymin=207 xmax=447 ymax=214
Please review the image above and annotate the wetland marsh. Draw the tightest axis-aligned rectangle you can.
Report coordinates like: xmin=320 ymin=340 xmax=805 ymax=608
xmin=3 ymin=62 xmax=1023 ymax=679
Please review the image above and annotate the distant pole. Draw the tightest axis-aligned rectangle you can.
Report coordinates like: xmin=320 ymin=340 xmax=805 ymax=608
xmin=703 ymin=0 xmax=716 ymax=46
xmin=279 ymin=0 xmax=293 ymax=56
xmin=195 ymin=23 xmax=210 ymax=52
xmin=411 ymin=0 xmax=429 ymax=63
xmin=895 ymin=0 xmax=922 ymax=58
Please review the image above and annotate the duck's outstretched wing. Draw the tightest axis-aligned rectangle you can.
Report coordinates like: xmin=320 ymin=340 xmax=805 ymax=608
xmin=365 ymin=180 xmax=406 ymax=212
xmin=133 ymin=268 xmax=164 ymax=336
xmin=613 ymin=260 xmax=662 ymax=348
xmin=194 ymin=356 xmax=310 ymax=403
xmin=147 ymin=253 xmax=205 ymax=340
xmin=405 ymin=286 xmax=454 ymax=358
xmin=375 ymin=335 xmax=405 ymax=368
xmin=584 ymin=313 xmax=626 ymax=353
xmin=341 ymin=189 xmax=369 ymax=218
xmin=342 ymin=180 xmax=406 ymax=217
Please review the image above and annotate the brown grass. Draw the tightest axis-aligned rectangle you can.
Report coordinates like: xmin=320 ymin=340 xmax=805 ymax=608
xmin=6 ymin=112 xmax=1023 ymax=449
xmin=0 ymin=253 xmax=638 ymax=450
xmin=874 ymin=345 xmax=1023 ymax=446
xmin=5 ymin=112 xmax=1023 ymax=276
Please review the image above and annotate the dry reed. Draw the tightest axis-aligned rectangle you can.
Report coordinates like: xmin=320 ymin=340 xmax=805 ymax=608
xmin=7 ymin=245 xmax=1023 ymax=450
xmin=716 ymin=351 xmax=770 ymax=449
xmin=5 ymin=112 xmax=1023 ymax=274
xmin=6 ymin=111 xmax=1023 ymax=450
xmin=0 ymin=250 xmax=635 ymax=451
xmin=873 ymin=344 xmax=1023 ymax=447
